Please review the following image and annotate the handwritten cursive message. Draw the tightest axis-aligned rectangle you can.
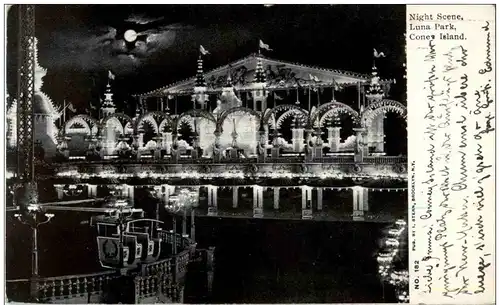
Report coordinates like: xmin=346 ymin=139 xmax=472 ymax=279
xmin=407 ymin=5 xmax=495 ymax=304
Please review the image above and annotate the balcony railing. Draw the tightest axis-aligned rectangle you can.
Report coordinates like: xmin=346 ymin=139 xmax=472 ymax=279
xmin=49 ymin=154 xmax=406 ymax=166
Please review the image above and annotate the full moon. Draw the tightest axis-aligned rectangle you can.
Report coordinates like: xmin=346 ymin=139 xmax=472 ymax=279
xmin=124 ymin=29 xmax=137 ymax=42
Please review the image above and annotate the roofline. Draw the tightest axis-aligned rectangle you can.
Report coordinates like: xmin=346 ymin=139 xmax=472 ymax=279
xmin=133 ymin=53 xmax=388 ymax=98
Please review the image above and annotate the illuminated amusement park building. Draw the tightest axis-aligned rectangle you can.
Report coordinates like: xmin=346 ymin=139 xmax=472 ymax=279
xmin=7 ymin=45 xmax=408 ymax=221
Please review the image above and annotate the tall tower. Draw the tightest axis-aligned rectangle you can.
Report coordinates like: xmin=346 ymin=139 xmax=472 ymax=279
xmin=365 ymin=65 xmax=385 ymax=102
xmin=192 ymin=54 xmax=209 ymax=110
xmin=101 ymin=71 xmax=116 ymax=118
xmin=365 ymin=64 xmax=385 ymax=153
xmin=250 ymin=54 xmax=268 ymax=111
xmin=16 ymin=4 xmax=37 ymax=181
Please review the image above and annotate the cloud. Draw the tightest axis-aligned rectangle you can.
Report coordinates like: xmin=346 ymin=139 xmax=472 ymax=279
xmin=125 ymin=13 xmax=164 ymax=25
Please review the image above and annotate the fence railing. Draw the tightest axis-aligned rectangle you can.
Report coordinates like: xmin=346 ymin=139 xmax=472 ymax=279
xmin=7 ymin=232 xmax=197 ymax=303
xmin=35 ymin=271 xmax=116 ymax=302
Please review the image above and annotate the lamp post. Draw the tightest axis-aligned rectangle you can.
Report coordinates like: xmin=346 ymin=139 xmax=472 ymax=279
xmin=13 ymin=203 xmax=54 ymax=299
xmin=14 ymin=205 xmax=55 ymax=278
xmin=165 ymin=188 xmax=197 ymax=254
xmin=165 ymin=194 xmax=181 ymax=255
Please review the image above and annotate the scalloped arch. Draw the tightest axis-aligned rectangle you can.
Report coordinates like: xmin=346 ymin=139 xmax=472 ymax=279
xmin=174 ymin=109 xmax=216 ymax=131
xmin=311 ymin=101 xmax=360 ymax=126
xmin=64 ymin=115 xmax=99 ymax=135
xmin=134 ymin=111 xmax=173 ymax=133
xmin=361 ymin=99 xmax=407 ymax=128
xmin=100 ymin=113 xmax=133 ymax=127
xmin=263 ymin=104 xmax=308 ymax=127
xmin=275 ymin=109 xmax=308 ymax=129
xmin=216 ymin=107 xmax=261 ymax=129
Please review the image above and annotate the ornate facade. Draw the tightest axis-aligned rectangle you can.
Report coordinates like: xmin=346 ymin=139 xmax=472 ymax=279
xmin=45 ymin=52 xmax=407 ymax=170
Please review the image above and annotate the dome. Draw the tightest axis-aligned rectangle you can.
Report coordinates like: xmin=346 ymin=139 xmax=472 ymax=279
xmin=33 ymin=93 xmax=52 ymax=115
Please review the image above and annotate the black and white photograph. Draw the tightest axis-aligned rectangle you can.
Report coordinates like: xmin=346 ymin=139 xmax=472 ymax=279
xmin=5 ymin=4 xmax=409 ymax=304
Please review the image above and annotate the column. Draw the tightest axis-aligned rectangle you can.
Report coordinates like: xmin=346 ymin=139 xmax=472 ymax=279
xmin=190 ymin=208 xmax=196 ymax=241
xmin=304 ymin=128 xmax=313 ymax=145
xmin=213 ymin=131 xmax=222 ymax=162
xmin=375 ymin=116 xmax=385 ymax=153
xmin=301 ymin=186 xmax=307 ymax=209
xmin=162 ymin=185 xmax=170 ymax=207
xmin=208 ymin=186 xmax=218 ymax=216
xmin=87 ymin=184 xmax=97 ymax=198
xmin=138 ymin=133 xmax=144 ymax=148
xmin=193 ymin=186 xmax=200 ymax=208
xmin=353 ymin=128 xmax=366 ymax=162
xmin=327 ymin=127 xmax=341 ymax=152
xmin=253 ymin=186 xmax=263 ymax=218
xmin=128 ymin=185 xmax=135 ymax=205
xmin=253 ymin=186 xmax=258 ymax=208
xmin=163 ymin=132 xmax=172 ymax=154
xmin=317 ymin=187 xmax=323 ymax=211
xmin=273 ymin=187 xmax=280 ymax=210
xmin=362 ymin=188 xmax=369 ymax=212
xmin=352 ymin=186 xmax=365 ymax=220
xmin=301 ymin=186 xmax=313 ymax=219
xmin=213 ymin=187 xmax=218 ymax=210
xmin=232 ymin=186 xmax=239 ymax=208
xmin=55 ymin=184 xmax=64 ymax=200
xmin=352 ymin=187 xmax=359 ymax=211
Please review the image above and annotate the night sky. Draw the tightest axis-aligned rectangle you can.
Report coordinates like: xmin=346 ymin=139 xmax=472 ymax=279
xmin=6 ymin=4 xmax=406 ymax=113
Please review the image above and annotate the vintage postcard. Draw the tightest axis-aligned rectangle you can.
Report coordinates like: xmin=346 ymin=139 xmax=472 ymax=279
xmin=2 ymin=3 xmax=494 ymax=304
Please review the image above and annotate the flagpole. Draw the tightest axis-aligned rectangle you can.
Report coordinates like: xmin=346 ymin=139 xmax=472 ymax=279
xmin=357 ymin=82 xmax=361 ymax=110
xmin=332 ymin=78 xmax=336 ymax=102
xmin=63 ymin=99 xmax=66 ymax=124
xmin=308 ymin=87 xmax=311 ymax=112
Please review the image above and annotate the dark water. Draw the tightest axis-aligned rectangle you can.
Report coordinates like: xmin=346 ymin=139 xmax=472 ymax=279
xmin=7 ymin=211 xmax=401 ymax=303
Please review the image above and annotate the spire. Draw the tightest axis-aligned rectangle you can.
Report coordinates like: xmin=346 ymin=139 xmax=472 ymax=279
xmin=254 ymin=55 xmax=266 ymax=83
xmin=225 ymin=73 xmax=233 ymax=88
xmin=102 ymin=83 xmax=114 ymax=107
xmin=195 ymin=55 xmax=206 ymax=87
xmin=101 ymin=72 xmax=116 ymax=116
xmin=365 ymin=65 xmax=385 ymax=102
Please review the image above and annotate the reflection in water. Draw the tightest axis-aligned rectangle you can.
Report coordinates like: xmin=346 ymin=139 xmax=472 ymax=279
xmin=195 ymin=218 xmax=406 ymax=303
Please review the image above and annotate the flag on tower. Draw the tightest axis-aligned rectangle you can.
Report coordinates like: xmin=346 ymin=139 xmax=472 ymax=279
xmin=309 ymin=74 xmax=320 ymax=82
xmin=67 ymin=102 xmax=77 ymax=113
xmin=200 ymin=45 xmax=210 ymax=55
xmin=108 ymin=70 xmax=115 ymax=80
xmin=373 ymin=48 xmax=386 ymax=58
xmin=259 ymin=40 xmax=272 ymax=51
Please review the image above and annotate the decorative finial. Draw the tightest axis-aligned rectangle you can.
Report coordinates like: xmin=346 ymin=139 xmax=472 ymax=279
xmin=195 ymin=46 xmax=208 ymax=87
xmin=254 ymin=55 xmax=266 ymax=84
xmin=225 ymin=74 xmax=233 ymax=87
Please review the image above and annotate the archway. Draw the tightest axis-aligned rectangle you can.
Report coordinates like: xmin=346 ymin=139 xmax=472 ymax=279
xmin=274 ymin=109 xmax=309 ymax=151
xmin=134 ymin=111 xmax=173 ymax=134
xmin=314 ymin=102 xmax=360 ymax=153
xmin=100 ymin=114 xmax=133 ymax=155
xmin=361 ymin=99 xmax=407 ymax=155
xmin=217 ymin=107 xmax=261 ymax=155
xmin=263 ymin=104 xmax=308 ymax=152
xmin=64 ymin=115 xmax=99 ymax=156
xmin=174 ymin=110 xmax=216 ymax=155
